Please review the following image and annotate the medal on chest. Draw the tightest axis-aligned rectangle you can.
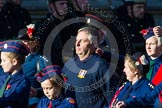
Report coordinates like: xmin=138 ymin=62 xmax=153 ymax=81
xmin=77 ymin=69 xmax=87 ymax=79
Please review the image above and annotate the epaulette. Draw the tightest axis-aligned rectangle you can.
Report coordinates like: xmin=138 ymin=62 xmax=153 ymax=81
xmin=118 ymin=82 xmax=127 ymax=91
xmin=39 ymin=56 xmax=48 ymax=62
xmin=148 ymin=83 xmax=154 ymax=89
xmin=122 ymin=82 xmax=126 ymax=86
xmin=66 ymin=98 xmax=75 ymax=104
xmin=122 ymin=82 xmax=127 ymax=87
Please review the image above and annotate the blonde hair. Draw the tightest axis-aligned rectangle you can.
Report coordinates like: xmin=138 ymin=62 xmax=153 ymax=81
xmin=4 ymin=52 xmax=25 ymax=65
xmin=49 ymin=75 xmax=63 ymax=95
xmin=124 ymin=54 xmax=144 ymax=76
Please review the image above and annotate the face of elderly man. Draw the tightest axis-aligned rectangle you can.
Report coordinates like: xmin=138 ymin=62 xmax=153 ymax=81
xmin=75 ymin=31 xmax=93 ymax=60
xmin=145 ymin=36 xmax=162 ymax=59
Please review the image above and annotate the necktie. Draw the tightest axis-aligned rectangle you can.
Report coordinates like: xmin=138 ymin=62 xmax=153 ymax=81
xmin=146 ymin=60 xmax=155 ymax=80
xmin=0 ymin=75 xmax=11 ymax=98
xmin=48 ymin=101 xmax=52 ymax=108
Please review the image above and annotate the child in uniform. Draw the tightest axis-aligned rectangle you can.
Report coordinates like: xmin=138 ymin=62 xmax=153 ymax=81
xmin=36 ymin=65 xmax=76 ymax=108
xmin=0 ymin=40 xmax=31 ymax=108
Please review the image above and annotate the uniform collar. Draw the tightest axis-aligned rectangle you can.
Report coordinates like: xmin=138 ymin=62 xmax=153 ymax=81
xmin=75 ymin=54 xmax=93 ymax=63
xmin=51 ymin=95 xmax=65 ymax=105
xmin=149 ymin=54 xmax=162 ymax=63
xmin=131 ymin=77 xmax=146 ymax=89
xmin=10 ymin=69 xmax=23 ymax=78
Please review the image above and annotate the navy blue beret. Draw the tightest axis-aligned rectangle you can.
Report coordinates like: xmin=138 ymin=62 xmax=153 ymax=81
xmin=141 ymin=28 xmax=155 ymax=40
xmin=17 ymin=28 xmax=32 ymax=40
xmin=35 ymin=65 xmax=62 ymax=82
xmin=17 ymin=24 xmax=40 ymax=41
xmin=0 ymin=40 xmax=29 ymax=56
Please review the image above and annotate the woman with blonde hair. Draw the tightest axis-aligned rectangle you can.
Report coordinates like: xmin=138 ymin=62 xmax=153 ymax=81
xmin=110 ymin=53 xmax=154 ymax=108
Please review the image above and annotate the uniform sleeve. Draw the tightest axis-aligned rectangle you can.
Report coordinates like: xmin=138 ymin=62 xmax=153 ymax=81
xmin=125 ymin=83 xmax=162 ymax=107
xmin=0 ymin=78 xmax=31 ymax=107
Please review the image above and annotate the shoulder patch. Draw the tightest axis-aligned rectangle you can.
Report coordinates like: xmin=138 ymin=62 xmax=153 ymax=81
xmin=66 ymin=98 xmax=75 ymax=104
xmin=148 ymin=83 xmax=154 ymax=89
xmin=39 ymin=56 xmax=48 ymax=62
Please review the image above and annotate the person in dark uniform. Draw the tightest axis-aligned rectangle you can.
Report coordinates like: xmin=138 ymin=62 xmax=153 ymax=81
xmin=2 ymin=0 xmax=31 ymax=38
xmin=115 ymin=82 xmax=162 ymax=108
xmin=142 ymin=28 xmax=162 ymax=82
xmin=111 ymin=28 xmax=162 ymax=108
xmin=62 ymin=27 xmax=110 ymax=108
xmin=116 ymin=0 xmax=155 ymax=53
xmin=18 ymin=24 xmax=46 ymax=88
xmin=36 ymin=0 xmax=70 ymax=67
xmin=110 ymin=54 xmax=154 ymax=108
xmin=0 ymin=40 xmax=31 ymax=108
xmin=35 ymin=65 xmax=76 ymax=108
xmin=143 ymin=28 xmax=162 ymax=107
xmin=17 ymin=24 xmax=48 ymax=107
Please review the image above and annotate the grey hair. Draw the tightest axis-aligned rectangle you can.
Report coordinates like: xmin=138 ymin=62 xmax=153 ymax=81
xmin=78 ymin=27 xmax=99 ymax=48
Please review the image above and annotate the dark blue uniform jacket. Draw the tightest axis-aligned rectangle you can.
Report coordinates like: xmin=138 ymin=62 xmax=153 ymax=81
xmin=116 ymin=78 xmax=154 ymax=108
xmin=0 ymin=70 xmax=31 ymax=108
xmin=37 ymin=96 xmax=76 ymax=108
xmin=125 ymin=83 xmax=162 ymax=108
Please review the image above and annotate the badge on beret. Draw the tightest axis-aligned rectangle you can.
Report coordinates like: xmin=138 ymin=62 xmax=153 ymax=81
xmin=78 ymin=69 xmax=87 ymax=79
xmin=4 ymin=44 xmax=8 ymax=49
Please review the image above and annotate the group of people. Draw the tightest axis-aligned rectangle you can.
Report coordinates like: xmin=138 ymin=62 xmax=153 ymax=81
xmin=0 ymin=0 xmax=162 ymax=108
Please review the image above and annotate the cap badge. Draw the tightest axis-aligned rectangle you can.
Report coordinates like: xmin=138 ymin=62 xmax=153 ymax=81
xmin=4 ymin=44 xmax=8 ymax=49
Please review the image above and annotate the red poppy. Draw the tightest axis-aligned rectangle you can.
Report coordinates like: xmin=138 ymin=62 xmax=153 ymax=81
xmin=140 ymin=29 xmax=148 ymax=36
xmin=35 ymin=72 xmax=44 ymax=78
xmin=27 ymin=28 xmax=34 ymax=39
xmin=61 ymin=73 xmax=67 ymax=82
xmin=63 ymin=77 xmax=67 ymax=82
xmin=6 ymin=84 xmax=11 ymax=90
